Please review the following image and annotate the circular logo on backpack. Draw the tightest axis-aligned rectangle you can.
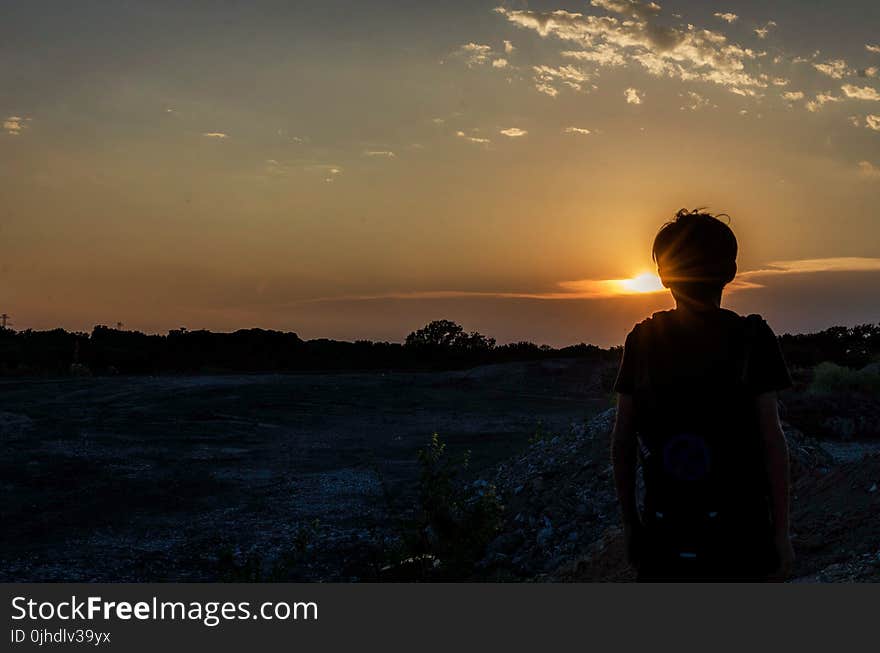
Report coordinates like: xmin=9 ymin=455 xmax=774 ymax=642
xmin=662 ymin=433 xmax=711 ymax=481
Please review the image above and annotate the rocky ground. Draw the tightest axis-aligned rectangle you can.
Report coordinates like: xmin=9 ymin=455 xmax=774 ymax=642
xmin=475 ymin=408 xmax=880 ymax=582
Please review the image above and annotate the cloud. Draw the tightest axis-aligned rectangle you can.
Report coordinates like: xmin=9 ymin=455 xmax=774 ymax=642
xmin=500 ymin=127 xmax=528 ymax=137
xmin=681 ymin=90 xmax=711 ymax=110
xmin=867 ymin=44 xmax=880 ymax=54
xmin=202 ymin=132 xmax=228 ymax=139
xmin=841 ymin=84 xmax=880 ymax=101
xmin=456 ymin=131 xmax=491 ymax=144
xmin=805 ymin=92 xmax=841 ymax=112
xmin=3 ymin=115 xmax=28 ymax=135
xmin=813 ymin=59 xmax=851 ymax=79
xmin=302 ymin=257 xmax=880 ymax=304
xmin=591 ymin=0 xmax=661 ymax=20
xmin=867 ymin=115 xmax=880 ymax=131
xmin=625 ymin=87 xmax=643 ymax=104
xmin=859 ymin=66 xmax=878 ymax=78
xmin=563 ymin=126 xmax=592 ymax=135
xmin=729 ymin=86 xmax=760 ymax=97
xmin=504 ymin=40 xmax=515 ymax=54
xmin=294 ymin=164 xmax=343 ymax=183
xmin=782 ymin=90 xmax=804 ymax=101
xmin=492 ymin=58 xmax=508 ymax=68
xmin=753 ymin=21 xmax=776 ymax=39
xmin=713 ymin=12 xmax=738 ymax=24
xmin=858 ymin=161 xmax=880 ymax=179
xmin=363 ymin=150 xmax=396 ymax=158
xmin=452 ymin=42 xmax=494 ymax=67
xmin=494 ymin=4 xmax=768 ymax=95
xmin=536 ymin=84 xmax=559 ymax=97
xmin=532 ymin=64 xmax=591 ymax=96
xmin=726 ymin=257 xmax=880 ymax=290
xmin=562 ymin=43 xmax=627 ymax=66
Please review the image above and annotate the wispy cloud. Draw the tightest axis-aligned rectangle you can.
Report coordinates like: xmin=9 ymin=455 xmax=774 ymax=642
xmin=625 ymin=87 xmax=643 ymax=104
xmin=782 ymin=90 xmax=804 ymax=102
xmin=532 ymin=64 xmax=591 ymax=97
xmin=867 ymin=44 xmax=880 ymax=54
xmin=753 ymin=20 xmax=777 ymax=40
xmin=841 ymin=84 xmax=880 ymax=101
xmin=494 ymin=3 xmax=768 ymax=96
xmin=301 ymin=164 xmax=343 ymax=183
xmin=456 ymin=130 xmax=491 ymax=144
xmin=503 ymin=40 xmax=515 ymax=54
xmin=713 ymin=12 xmax=738 ymax=24
xmin=202 ymin=132 xmax=228 ymax=139
xmin=867 ymin=115 xmax=880 ymax=131
xmin=563 ymin=126 xmax=592 ymax=135
xmin=363 ymin=150 xmax=396 ymax=158
xmin=492 ymin=58 xmax=508 ymax=68
xmin=499 ymin=127 xmax=528 ymax=137
xmin=562 ymin=44 xmax=626 ymax=67
xmin=451 ymin=42 xmax=494 ymax=67
xmin=739 ymin=257 xmax=880 ymax=280
xmin=813 ymin=59 xmax=851 ymax=79
xmin=805 ymin=92 xmax=841 ymax=112
xmin=681 ymin=90 xmax=711 ymax=110
xmin=3 ymin=115 xmax=30 ymax=135
xmin=858 ymin=161 xmax=880 ymax=179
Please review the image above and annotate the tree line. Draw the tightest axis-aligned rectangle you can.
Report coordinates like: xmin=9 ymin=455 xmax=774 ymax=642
xmin=0 ymin=319 xmax=876 ymax=376
xmin=0 ymin=320 xmax=612 ymax=376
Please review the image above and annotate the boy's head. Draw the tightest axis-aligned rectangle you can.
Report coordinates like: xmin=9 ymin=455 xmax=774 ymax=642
xmin=652 ymin=208 xmax=737 ymax=302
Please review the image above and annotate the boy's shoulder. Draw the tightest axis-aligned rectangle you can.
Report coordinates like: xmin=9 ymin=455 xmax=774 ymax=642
xmin=631 ymin=309 xmax=674 ymax=331
xmin=626 ymin=309 xmax=767 ymax=341
xmin=624 ymin=310 xmax=673 ymax=346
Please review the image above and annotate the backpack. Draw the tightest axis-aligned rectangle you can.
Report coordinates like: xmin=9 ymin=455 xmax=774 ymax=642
xmin=632 ymin=313 xmax=773 ymax=567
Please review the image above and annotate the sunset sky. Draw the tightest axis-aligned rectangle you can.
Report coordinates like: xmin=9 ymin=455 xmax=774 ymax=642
xmin=2 ymin=1 xmax=879 ymax=346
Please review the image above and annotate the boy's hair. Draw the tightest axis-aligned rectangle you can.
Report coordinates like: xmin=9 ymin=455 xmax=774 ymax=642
xmin=652 ymin=208 xmax=737 ymax=297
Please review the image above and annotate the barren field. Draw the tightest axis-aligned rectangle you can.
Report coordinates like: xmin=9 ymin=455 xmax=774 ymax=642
xmin=0 ymin=359 xmax=610 ymax=581
xmin=3 ymin=357 xmax=878 ymax=582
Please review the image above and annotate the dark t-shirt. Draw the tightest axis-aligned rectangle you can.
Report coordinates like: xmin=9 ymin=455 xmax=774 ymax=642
xmin=614 ymin=308 xmax=792 ymax=515
xmin=614 ymin=309 xmax=791 ymax=397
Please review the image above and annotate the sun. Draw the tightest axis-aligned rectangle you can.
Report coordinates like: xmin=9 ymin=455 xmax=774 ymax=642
xmin=620 ymin=272 xmax=664 ymax=294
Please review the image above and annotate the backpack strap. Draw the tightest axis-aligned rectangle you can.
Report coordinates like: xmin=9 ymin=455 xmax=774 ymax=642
xmin=740 ymin=314 xmax=763 ymax=386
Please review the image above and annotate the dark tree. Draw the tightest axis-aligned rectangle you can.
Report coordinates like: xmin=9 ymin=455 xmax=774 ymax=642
xmin=405 ymin=320 xmax=495 ymax=352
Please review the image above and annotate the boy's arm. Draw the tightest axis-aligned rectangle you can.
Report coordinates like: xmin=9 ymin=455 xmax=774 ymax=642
xmin=756 ymin=391 xmax=794 ymax=577
xmin=611 ymin=394 xmax=640 ymax=549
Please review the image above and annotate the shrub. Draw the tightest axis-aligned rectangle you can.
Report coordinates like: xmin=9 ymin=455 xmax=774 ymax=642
xmin=394 ymin=433 xmax=503 ymax=579
xmin=809 ymin=362 xmax=880 ymax=395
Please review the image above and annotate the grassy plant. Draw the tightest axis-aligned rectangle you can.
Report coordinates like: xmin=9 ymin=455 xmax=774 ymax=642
xmin=388 ymin=433 xmax=503 ymax=579
xmin=810 ymin=362 xmax=880 ymax=395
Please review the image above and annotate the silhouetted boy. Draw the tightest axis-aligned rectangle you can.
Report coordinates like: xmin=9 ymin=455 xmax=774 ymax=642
xmin=611 ymin=209 xmax=794 ymax=581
